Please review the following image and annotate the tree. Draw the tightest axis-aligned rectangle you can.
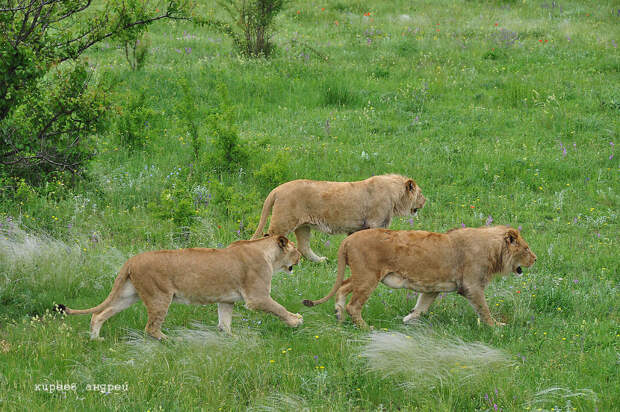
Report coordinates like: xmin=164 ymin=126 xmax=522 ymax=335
xmin=0 ymin=0 xmax=190 ymax=183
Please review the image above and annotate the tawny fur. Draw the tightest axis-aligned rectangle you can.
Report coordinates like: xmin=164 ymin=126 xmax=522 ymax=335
xmin=61 ymin=236 xmax=302 ymax=340
xmin=251 ymin=174 xmax=426 ymax=262
xmin=303 ymin=226 xmax=537 ymax=328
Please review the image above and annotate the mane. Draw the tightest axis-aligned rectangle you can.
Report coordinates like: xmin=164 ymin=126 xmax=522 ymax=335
xmin=488 ymin=234 xmax=511 ymax=275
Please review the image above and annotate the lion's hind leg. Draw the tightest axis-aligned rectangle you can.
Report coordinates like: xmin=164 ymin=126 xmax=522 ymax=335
xmin=345 ymin=273 xmax=379 ymax=329
xmin=335 ymin=278 xmax=353 ymax=322
xmin=142 ymin=292 xmax=173 ymax=340
xmin=90 ymin=280 xmax=140 ymax=340
xmin=294 ymin=226 xmax=327 ymax=263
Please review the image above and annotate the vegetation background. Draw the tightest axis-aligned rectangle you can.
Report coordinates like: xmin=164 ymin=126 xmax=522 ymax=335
xmin=0 ymin=0 xmax=618 ymax=410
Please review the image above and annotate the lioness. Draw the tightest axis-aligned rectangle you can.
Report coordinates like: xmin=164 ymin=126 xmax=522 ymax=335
xmin=251 ymin=174 xmax=426 ymax=262
xmin=58 ymin=235 xmax=302 ymax=339
xmin=303 ymin=226 xmax=536 ymax=328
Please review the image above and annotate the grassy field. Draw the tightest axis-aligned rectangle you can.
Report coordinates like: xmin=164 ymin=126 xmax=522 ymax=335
xmin=1 ymin=0 xmax=618 ymax=410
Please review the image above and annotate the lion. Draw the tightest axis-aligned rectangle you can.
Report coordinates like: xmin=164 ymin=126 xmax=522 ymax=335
xmin=58 ymin=235 xmax=303 ymax=340
xmin=251 ymin=174 xmax=426 ymax=262
xmin=303 ymin=225 xmax=537 ymax=328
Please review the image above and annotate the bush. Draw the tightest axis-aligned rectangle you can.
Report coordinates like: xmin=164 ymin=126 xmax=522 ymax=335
xmin=197 ymin=0 xmax=285 ymax=57
xmin=253 ymin=151 xmax=291 ymax=191
xmin=177 ymin=78 xmax=203 ymax=161
xmin=115 ymin=90 xmax=153 ymax=150
xmin=205 ymin=86 xmax=249 ymax=173
xmin=321 ymin=82 xmax=360 ymax=107
xmin=122 ymin=32 xmax=151 ymax=71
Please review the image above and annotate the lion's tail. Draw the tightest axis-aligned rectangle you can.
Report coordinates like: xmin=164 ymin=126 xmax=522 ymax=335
xmin=303 ymin=239 xmax=348 ymax=307
xmin=251 ymin=189 xmax=277 ymax=239
xmin=56 ymin=263 xmax=131 ymax=315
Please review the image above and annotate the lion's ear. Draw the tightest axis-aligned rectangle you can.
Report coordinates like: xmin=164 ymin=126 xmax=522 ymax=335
xmin=406 ymin=179 xmax=416 ymax=192
xmin=505 ymin=229 xmax=518 ymax=245
xmin=277 ymin=236 xmax=288 ymax=249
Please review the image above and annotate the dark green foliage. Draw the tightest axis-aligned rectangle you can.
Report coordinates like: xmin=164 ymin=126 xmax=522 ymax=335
xmin=177 ymin=77 xmax=203 ymax=161
xmin=115 ymin=89 xmax=153 ymax=149
xmin=253 ymin=151 xmax=291 ymax=192
xmin=0 ymin=0 xmax=189 ymax=184
xmin=206 ymin=116 xmax=250 ymax=173
xmin=205 ymin=86 xmax=249 ymax=173
xmin=322 ymin=82 xmax=360 ymax=107
xmin=123 ymin=33 xmax=151 ymax=71
xmin=197 ymin=0 xmax=284 ymax=57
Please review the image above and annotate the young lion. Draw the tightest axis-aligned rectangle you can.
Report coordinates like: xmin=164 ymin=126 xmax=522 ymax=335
xmin=303 ymin=226 xmax=537 ymax=328
xmin=251 ymin=174 xmax=426 ymax=262
xmin=58 ymin=235 xmax=302 ymax=339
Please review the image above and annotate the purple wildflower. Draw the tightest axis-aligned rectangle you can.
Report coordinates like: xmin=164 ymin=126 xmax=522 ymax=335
xmin=573 ymin=279 xmax=579 ymax=284
xmin=408 ymin=218 xmax=414 ymax=226
xmin=325 ymin=240 xmax=330 ymax=247
xmin=518 ymin=225 xmax=522 ymax=231
xmin=610 ymin=154 xmax=614 ymax=160
xmin=486 ymin=215 xmax=493 ymax=226
xmin=461 ymin=223 xmax=466 ymax=228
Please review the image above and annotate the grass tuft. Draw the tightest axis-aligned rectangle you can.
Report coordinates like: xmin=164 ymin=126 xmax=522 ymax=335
xmin=359 ymin=329 xmax=513 ymax=388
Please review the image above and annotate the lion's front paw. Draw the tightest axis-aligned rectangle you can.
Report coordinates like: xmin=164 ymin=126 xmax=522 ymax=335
xmin=287 ymin=313 xmax=303 ymax=327
xmin=402 ymin=312 xmax=420 ymax=324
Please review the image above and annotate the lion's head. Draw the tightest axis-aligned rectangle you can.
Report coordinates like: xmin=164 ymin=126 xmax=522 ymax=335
xmin=503 ymin=228 xmax=537 ymax=275
xmin=273 ymin=235 xmax=301 ymax=274
xmin=394 ymin=179 xmax=426 ymax=217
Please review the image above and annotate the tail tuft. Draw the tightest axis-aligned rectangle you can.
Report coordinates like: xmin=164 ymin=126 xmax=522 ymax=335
xmin=302 ymin=299 xmax=315 ymax=307
xmin=54 ymin=303 xmax=67 ymax=314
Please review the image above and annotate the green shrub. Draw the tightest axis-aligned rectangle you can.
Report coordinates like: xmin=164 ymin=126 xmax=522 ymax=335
xmin=177 ymin=78 xmax=203 ymax=161
xmin=115 ymin=90 xmax=153 ymax=149
xmin=321 ymin=82 xmax=360 ymax=107
xmin=205 ymin=86 xmax=249 ymax=173
xmin=122 ymin=33 xmax=151 ymax=71
xmin=253 ymin=151 xmax=290 ymax=191
xmin=196 ymin=0 xmax=285 ymax=57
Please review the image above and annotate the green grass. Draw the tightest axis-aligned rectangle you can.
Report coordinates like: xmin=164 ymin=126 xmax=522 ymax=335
xmin=1 ymin=0 xmax=618 ymax=410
